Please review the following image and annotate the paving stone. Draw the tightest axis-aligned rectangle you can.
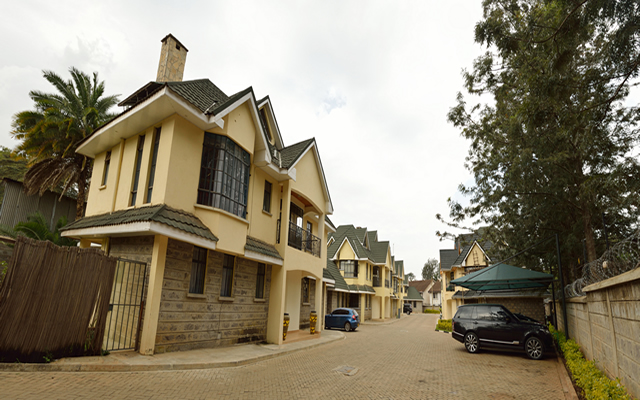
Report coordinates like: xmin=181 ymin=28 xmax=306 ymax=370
xmin=0 ymin=314 xmax=568 ymax=399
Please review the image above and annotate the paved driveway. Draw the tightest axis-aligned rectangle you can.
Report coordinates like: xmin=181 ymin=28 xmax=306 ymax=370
xmin=1 ymin=314 xmax=568 ymax=399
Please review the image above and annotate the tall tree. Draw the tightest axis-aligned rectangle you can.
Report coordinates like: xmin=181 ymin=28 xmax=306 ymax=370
xmin=0 ymin=147 xmax=29 ymax=204
xmin=443 ymin=0 xmax=640 ymax=280
xmin=11 ymin=68 xmax=119 ymax=218
xmin=406 ymin=272 xmax=416 ymax=282
xmin=422 ymin=259 xmax=439 ymax=281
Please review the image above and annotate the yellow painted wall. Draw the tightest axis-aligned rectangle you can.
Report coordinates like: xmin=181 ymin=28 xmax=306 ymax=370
xmin=85 ymin=143 xmax=121 ymax=216
xmin=337 ymin=241 xmax=356 ymax=260
xmin=290 ymin=150 xmax=326 ymax=214
xmin=225 ymin=103 xmax=257 ymax=157
xmin=246 ymin=167 xmax=279 ymax=243
xmin=465 ymin=244 xmax=488 ymax=266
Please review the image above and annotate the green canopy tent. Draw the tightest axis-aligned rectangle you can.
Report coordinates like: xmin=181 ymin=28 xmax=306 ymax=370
xmin=451 ymin=263 xmax=553 ymax=291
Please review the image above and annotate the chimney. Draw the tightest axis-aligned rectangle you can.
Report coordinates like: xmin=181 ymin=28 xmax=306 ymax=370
xmin=156 ymin=34 xmax=188 ymax=82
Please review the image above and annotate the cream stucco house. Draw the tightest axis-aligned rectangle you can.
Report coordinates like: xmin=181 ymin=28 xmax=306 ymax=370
xmin=325 ymin=225 xmax=404 ymax=320
xmin=61 ymin=34 xmax=334 ymax=354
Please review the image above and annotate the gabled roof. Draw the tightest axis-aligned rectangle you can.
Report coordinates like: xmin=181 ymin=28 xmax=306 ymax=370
xmin=452 ymin=240 xmax=491 ymax=267
xmin=325 ymin=259 xmax=349 ymax=291
xmin=280 ymin=138 xmax=315 ymax=168
xmin=405 ymin=286 xmax=423 ymax=301
xmin=369 ymin=240 xmax=390 ymax=264
xmin=327 ymin=225 xmax=371 ymax=260
xmin=439 ymin=249 xmax=458 ymax=271
xmin=409 ymin=279 xmax=433 ymax=293
xmin=60 ymin=204 xmax=218 ymax=243
xmin=325 ymin=216 xmax=336 ymax=232
xmin=428 ymin=281 xmax=441 ymax=294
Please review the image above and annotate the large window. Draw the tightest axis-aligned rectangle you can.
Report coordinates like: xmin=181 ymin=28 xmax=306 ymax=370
xmin=189 ymin=246 xmax=207 ymax=294
xmin=145 ymin=127 xmax=161 ymax=203
xmin=198 ymin=133 xmax=250 ymax=218
xmin=130 ymin=135 xmax=145 ymax=206
xmin=255 ymin=263 xmax=266 ymax=299
xmin=341 ymin=260 xmax=358 ymax=278
xmin=220 ymin=254 xmax=235 ymax=297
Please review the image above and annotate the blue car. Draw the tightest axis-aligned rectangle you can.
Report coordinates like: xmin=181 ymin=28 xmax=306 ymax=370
xmin=325 ymin=308 xmax=360 ymax=332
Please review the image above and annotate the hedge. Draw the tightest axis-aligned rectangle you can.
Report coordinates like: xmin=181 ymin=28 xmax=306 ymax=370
xmin=436 ymin=319 xmax=451 ymax=332
xmin=550 ymin=325 xmax=629 ymax=400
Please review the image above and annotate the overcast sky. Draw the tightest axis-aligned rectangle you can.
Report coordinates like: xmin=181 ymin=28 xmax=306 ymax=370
xmin=0 ymin=0 xmax=486 ymax=278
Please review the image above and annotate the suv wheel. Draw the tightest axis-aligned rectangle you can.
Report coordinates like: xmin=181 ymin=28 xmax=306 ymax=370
xmin=525 ymin=337 xmax=543 ymax=360
xmin=464 ymin=332 xmax=479 ymax=353
xmin=344 ymin=322 xmax=352 ymax=332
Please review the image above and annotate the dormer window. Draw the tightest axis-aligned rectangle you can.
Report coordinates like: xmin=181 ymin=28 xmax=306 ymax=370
xmin=197 ymin=133 xmax=250 ymax=218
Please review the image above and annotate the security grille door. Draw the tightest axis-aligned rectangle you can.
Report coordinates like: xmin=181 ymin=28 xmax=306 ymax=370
xmin=103 ymin=259 xmax=147 ymax=352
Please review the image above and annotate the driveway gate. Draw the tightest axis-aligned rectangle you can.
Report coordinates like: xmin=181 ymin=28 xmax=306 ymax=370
xmin=103 ymin=259 xmax=147 ymax=352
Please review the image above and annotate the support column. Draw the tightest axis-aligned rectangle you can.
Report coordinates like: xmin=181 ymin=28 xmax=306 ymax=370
xmin=139 ymin=234 xmax=168 ymax=355
xmin=267 ymin=264 xmax=286 ymax=345
xmin=79 ymin=239 xmax=92 ymax=249
xmin=314 ymin=277 xmax=322 ymax=330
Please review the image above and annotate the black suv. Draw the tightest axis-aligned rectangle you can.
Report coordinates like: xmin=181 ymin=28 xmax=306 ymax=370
xmin=452 ymin=304 xmax=553 ymax=360
xmin=403 ymin=303 xmax=412 ymax=314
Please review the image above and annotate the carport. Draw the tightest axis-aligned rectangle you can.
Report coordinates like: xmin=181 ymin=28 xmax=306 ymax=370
xmin=451 ymin=263 xmax=554 ymax=322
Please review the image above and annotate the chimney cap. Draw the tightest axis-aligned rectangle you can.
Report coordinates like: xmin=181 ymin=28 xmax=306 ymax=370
xmin=160 ymin=33 xmax=189 ymax=52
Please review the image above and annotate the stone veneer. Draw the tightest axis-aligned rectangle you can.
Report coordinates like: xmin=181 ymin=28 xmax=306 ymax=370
xmin=298 ymin=278 xmax=316 ymax=330
xmin=154 ymin=239 xmax=271 ymax=353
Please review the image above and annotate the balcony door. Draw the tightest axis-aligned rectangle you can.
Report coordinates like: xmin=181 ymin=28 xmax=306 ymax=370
xmin=289 ymin=203 xmax=304 ymax=249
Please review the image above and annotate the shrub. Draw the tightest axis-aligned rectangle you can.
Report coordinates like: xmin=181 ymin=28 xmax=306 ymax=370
xmin=550 ymin=325 xmax=629 ymax=400
xmin=423 ymin=309 xmax=440 ymax=314
xmin=436 ymin=319 xmax=452 ymax=332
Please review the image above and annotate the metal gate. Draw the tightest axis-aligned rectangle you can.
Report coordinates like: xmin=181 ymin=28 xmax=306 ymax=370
xmin=102 ymin=259 xmax=147 ymax=352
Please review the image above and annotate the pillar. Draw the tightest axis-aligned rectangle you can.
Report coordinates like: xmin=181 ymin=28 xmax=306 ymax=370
xmin=266 ymin=264 xmax=286 ymax=345
xmin=138 ymin=234 xmax=168 ymax=355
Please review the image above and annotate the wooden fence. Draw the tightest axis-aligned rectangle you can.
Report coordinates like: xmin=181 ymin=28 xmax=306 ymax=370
xmin=0 ymin=236 xmax=117 ymax=363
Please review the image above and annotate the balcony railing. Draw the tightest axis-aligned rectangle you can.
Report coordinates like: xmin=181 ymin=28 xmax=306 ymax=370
xmin=277 ymin=220 xmax=320 ymax=258
xmin=446 ymin=285 xmax=455 ymax=292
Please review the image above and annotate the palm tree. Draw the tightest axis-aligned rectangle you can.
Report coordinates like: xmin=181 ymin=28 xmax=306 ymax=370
xmin=11 ymin=67 xmax=119 ymax=218
xmin=0 ymin=212 xmax=77 ymax=247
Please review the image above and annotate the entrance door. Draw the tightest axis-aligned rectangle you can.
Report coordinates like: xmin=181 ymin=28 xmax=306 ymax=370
xmin=102 ymin=259 xmax=147 ymax=352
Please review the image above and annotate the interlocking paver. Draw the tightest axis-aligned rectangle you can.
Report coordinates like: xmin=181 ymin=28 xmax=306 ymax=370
xmin=1 ymin=314 xmax=568 ymax=399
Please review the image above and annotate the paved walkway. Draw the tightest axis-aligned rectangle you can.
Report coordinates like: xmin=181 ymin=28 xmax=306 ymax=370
xmin=1 ymin=314 xmax=576 ymax=399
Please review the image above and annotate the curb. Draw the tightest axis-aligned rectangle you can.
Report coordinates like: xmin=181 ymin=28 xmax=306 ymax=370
xmin=0 ymin=332 xmax=346 ymax=373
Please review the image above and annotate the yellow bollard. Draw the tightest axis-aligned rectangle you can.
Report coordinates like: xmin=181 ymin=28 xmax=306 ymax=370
xmin=283 ymin=313 xmax=290 ymax=341
xmin=310 ymin=311 xmax=317 ymax=334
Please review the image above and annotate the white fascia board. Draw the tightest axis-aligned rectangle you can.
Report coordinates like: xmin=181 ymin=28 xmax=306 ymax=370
xmin=61 ymin=221 xmax=217 ymax=251
xmin=213 ymin=92 xmax=272 ymax=165
xmin=330 ymin=237 xmax=354 ymax=260
xmin=287 ymin=142 xmax=333 ymax=215
xmin=76 ymin=87 xmax=223 ymax=158
xmin=244 ymin=250 xmax=284 ymax=266
xmin=260 ymin=161 xmax=295 ymax=182
xmin=461 ymin=241 xmax=490 ymax=265
xmin=256 ymin=97 xmax=285 ymax=149
xmin=325 ymin=222 xmax=337 ymax=234
xmin=329 ymin=288 xmax=350 ymax=293
xmin=323 ymin=278 xmax=335 ymax=285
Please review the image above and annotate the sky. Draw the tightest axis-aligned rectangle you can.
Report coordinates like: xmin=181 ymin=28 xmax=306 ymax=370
xmin=0 ymin=0 xmax=487 ymax=278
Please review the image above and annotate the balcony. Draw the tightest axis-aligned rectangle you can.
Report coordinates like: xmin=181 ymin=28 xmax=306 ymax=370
xmin=277 ymin=220 xmax=320 ymax=258
xmin=373 ymin=276 xmax=381 ymax=287
xmin=446 ymin=285 xmax=455 ymax=292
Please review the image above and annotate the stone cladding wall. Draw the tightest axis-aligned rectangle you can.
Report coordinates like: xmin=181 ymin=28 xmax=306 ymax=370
xmin=298 ymin=278 xmax=316 ymax=330
xmin=154 ymin=239 xmax=271 ymax=353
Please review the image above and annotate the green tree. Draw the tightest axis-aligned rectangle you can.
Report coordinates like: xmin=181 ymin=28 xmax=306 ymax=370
xmin=406 ymin=272 xmax=416 ymax=281
xmin=0 ymin=212 xmax=77 ymax=247
xmin=11 ymin=67 xmax=119 ymax=218
xmin=0 ymin=146 xmax=29 ymax=204
xmin=442 ymin=0 xmax=640 ymax=280
xmin=422 ymin=259 xmax=439 ymax=281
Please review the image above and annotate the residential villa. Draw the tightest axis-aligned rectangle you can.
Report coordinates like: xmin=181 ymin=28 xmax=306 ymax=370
xmin=439 ymin=230 xmax=548 ymax=322
xmin=408 ymin=279 xmax=441 ymax=311
xmin=61 ymin=34 xmax=334 ymax=354
xmin=325 ymin=225 xmax=404 ymax=320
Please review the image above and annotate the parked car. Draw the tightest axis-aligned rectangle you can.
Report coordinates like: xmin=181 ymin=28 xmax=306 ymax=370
xmin=513 ymin=312 xmax=538 ymax=323
xmin=325 ymin=308 xmax=359 ymax=331
xmin=452 ymin=304 xmax=554 ymax=360
xmin=403 ymin=303 xmax=412 ymax=314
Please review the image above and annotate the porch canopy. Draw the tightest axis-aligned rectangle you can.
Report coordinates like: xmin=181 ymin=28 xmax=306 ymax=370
xmin=451 ymin=263 xmax=553 ymax=291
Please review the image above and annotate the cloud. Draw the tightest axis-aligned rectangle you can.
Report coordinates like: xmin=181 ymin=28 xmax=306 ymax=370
xmin=318 ymin=87 xmax=347 ymax=115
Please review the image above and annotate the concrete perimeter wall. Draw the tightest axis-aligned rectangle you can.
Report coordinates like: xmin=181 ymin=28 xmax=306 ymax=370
xmin=555 ymin=269 xmax=640 ymax=399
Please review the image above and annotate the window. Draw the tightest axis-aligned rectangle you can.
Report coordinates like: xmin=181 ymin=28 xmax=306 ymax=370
xmin=189 ymin=246 xmax=207 ymax=294
xmin=255 ymin=263 xmax=266 ymax=299
xmin=302 ymin=277 xmax=310 ymax=303
xmin=146 ymin=128 xmax=161 ymax=203
xmin=197 ymin=133 xmax=250 ymax=218
xmin=263 ymin=180 xmax=272 ymax=213
xmin=130 ymin=135 xmax=145 ymax=206
xmin=259 ymin=108 xmax=273 ymax=142
xmin=220 ymin=254 xmax=235 ymax=297
xmin=102 ymin=151 xmax=111 ymax=186
xmin=341 ymin=260 xmax=358 ymax=278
